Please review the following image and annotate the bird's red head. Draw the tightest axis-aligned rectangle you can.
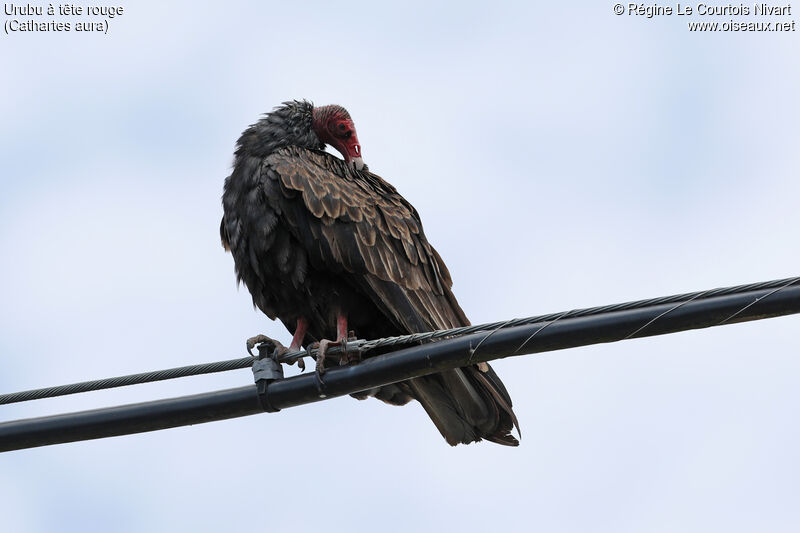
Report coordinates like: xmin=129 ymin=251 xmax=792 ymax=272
xmin=312 ymin=105 xmax=365 ymax=170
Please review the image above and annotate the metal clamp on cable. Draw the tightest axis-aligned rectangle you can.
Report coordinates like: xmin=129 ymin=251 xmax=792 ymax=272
xmin=252 ymin=344 xmax=285 ymax=413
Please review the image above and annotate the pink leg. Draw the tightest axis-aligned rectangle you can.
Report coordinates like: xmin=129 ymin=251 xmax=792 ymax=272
xmin=336 ymin=313 xmax=358 ymax=366
xmin=313 ymin=312 xmax=354 ymax=376
xmin=289 ymin=317 xmax=308 ymax=351
xmin=336 ymin=314 xmax=348 ymax=343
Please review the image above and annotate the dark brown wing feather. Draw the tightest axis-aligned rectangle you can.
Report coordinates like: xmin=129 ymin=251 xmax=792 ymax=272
xmin=263 ymin=146 xmax=519 ymax=446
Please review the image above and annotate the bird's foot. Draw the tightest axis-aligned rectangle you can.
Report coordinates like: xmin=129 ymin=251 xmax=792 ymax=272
xmin=246 ymin=334 xmax=305 ymax=371
xmin=308 ymin=334 xmax=363 ymax=394
xmin=309 ymin=331 xmax=362 ymax=372
xmin=246 ymin=334 xmax=283 ymax=357
xmin=309 ymin=338 xmax=338 ymax=378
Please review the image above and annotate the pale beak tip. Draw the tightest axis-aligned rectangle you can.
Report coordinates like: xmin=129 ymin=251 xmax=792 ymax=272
xmin=352 ymin=157 xmax=366 ymax=171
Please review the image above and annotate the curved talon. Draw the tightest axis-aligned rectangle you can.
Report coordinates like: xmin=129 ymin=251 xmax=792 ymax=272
xmin=279 ymin=347 xmax=306 ymax=371
xmin=245 ymin=334 xmax=309 ymax=372
xmin=279 ymin=348 xmax=306 ymax=370
xmin=246 ymin=334 xmax=281 ymax=357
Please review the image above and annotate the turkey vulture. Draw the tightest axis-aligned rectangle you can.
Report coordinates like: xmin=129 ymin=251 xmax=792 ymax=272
xmin=220 ymin=100 xmax=519 ymax=446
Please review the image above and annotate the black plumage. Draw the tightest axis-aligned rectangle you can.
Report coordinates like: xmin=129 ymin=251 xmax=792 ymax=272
xmin=221 ymin=100 xmax=519 ymax=446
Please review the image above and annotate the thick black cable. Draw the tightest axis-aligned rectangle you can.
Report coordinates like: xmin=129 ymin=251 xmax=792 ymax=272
xmin=1 ymin=279 xmax=799 ymax=452
xmin=0 ymin=276 xmax=798 ymax=406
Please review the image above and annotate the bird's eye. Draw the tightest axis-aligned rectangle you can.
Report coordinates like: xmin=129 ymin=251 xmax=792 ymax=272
xmin=338 ymin=123 xmax=346 ymax=131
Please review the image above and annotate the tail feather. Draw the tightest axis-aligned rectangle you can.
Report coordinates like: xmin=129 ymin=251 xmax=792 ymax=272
xmin=471 ymin=366 xmax=521 ymax=440
xmin=439 ymin=369 xmax=490 ymax=424
xmin=407 ymin=376 xmax=480 ymax=446
xmin=409 ymin=364 xmax=520 ymax=447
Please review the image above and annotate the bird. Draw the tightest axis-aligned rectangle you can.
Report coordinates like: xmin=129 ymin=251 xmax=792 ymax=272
xmin=220 ymin=100 xmax=520 ymax=446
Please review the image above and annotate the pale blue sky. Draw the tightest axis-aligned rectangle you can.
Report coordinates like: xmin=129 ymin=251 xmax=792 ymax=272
xmin=1 ymin=2 xmax=799 ymax=531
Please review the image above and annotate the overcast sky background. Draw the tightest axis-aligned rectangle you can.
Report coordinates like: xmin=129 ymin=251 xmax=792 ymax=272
xmin=1 ymin=2 xmax=799 ymax=531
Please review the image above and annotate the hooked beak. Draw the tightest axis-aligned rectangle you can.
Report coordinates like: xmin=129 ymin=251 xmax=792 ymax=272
xmin=342 ymin=138 xmax=365 ymax=171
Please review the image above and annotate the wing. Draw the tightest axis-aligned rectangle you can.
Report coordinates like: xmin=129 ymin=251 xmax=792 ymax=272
xmin=265 ymin=145 xmax=469 ymax=333
xmin=248 ymin=146 xmax=518 ymax=446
